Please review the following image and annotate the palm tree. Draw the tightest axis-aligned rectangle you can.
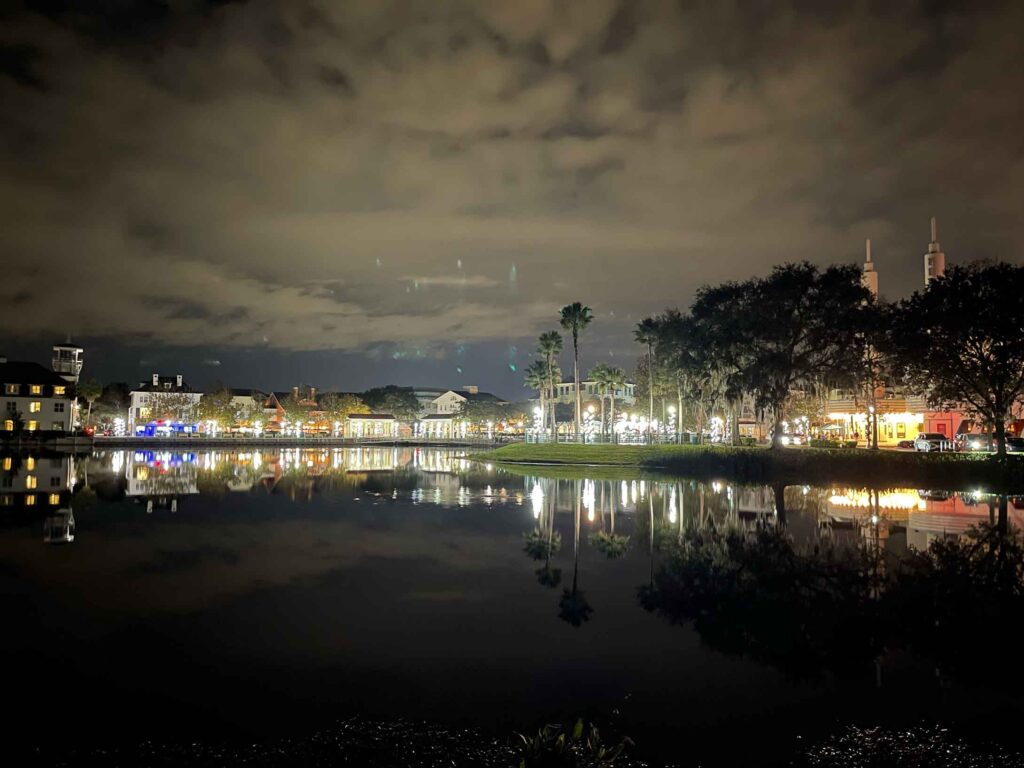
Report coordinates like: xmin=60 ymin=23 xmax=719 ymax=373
xmin=560 ymin=303 xmax=593 ymax=441
xmin=605 ymin=365 xmax=625 ymax=441
xmin=588 ymin=362 xmax=611 ymax=437
xmin=537 ymin=331 xmax=563 ymax=438
xmin=635 ymin=318 xmax=659 ymax=442
xmin=524 ymin=360 xmax=548 ymax=433
xmin=78 ymin=379 xmax=102 ymax=427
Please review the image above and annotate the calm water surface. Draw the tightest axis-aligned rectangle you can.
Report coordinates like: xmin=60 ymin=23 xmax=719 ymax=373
xmin=3 ymin=447 xmax=1023 ymax=765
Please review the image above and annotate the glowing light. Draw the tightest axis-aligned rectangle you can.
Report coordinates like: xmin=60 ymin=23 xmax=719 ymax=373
xmin=531 ymin=484 xmax=544 ymax=518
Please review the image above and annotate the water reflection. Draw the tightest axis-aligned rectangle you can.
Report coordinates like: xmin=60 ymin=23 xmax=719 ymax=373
xmin=5 ymin=447 xmax=1024 ymax=762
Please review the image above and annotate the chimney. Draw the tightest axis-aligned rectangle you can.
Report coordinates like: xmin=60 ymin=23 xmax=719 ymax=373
xmin=463 ymin=385 xmax=479 ymax=395
xmin=176 ymin=374 xmax=183 ymax=388
xmin=292 ymin=386 xmax=299 ymax=399
xmin=152 ymin=373 xmax=159 ymax=386
xmin=309 ymin=386 xmax=317 ymax=400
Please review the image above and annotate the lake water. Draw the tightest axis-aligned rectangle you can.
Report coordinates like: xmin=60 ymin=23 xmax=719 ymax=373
xmin=3 ymin=447 xmax=1024 ymax=766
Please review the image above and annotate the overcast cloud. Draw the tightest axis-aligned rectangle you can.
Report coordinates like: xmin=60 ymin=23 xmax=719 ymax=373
xmin=2 ymin=0 xmax=1022 ymax=392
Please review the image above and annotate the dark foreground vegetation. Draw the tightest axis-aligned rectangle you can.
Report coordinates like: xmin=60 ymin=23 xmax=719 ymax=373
xmin=27 ymin=718 xmax=1024 ymax=768
xmin=476 ymin=443 xmax=1024 ymax=491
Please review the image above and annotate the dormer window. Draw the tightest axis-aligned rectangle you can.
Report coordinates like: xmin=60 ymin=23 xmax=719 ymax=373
xmin=164 ymin=382 xmax=171 ymax=390
xmin=54 ymin=386 xmax=65 ymax=396
xmin=30 ymin=385 xmax=42 ymax=395
xmin=3 ymin=384 xmax=16 ymax=395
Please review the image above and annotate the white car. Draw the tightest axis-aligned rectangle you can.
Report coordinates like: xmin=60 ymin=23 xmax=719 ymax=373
xmin=914 ymin=433 xmax=947 ymax=452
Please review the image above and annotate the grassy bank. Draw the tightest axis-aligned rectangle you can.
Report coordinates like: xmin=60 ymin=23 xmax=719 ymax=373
xmin=474 ymin=442 xmax=1024 ymax=491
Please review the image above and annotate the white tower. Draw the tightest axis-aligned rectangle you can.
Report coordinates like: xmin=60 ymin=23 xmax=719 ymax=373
xmin=52 ymin=340 xmax=84 ymax=385
xmin=924 ymin=216 xmax=946 ymax=286
xmin=862 ymin=238 xmax=878 ymax=297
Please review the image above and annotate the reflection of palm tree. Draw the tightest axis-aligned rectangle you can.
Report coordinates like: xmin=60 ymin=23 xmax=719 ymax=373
xmin=773 ymin=483 xmax=787 ymax=526
xmin=559 ymin=480 xmax=593 ymax=626
xmin=533 ymin=482 xmax=562 ymax=587
xmin=592 ymin=480 xmax=630 ymax=558
xmin=648 ymin=493 xmax=656 ymax=587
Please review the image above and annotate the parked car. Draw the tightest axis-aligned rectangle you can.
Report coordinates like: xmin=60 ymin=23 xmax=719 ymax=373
xmin=1006 ymin=436 xmax=1024 ymax=453
xmin=914 ymin=433 xmax=948 ymax=452
xmin=896 ymin=439 xmax=915 ymax=449
xmin=958 ymin=433 xmax=995 ymax=452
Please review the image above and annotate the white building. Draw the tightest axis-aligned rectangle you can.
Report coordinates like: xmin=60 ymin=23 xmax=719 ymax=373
xmin=346 ymin=413 xmax=399 ymax=438
xmin=553 ymin=379 xmax=635 ymax=405
xmin=417 ymin=413 xmax=460 ymax=439
xmin=0 ymin=359 xmax=76 ymax=434
xmin=51 ymin=342 xmax=84 ymax=385
xmin=429 ymin=387 xmax=505 ymax=415
xmin=129 ymin=374 xmax=203 ymax=434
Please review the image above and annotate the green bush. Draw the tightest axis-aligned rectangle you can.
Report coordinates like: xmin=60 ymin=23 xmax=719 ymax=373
xmin=809 ymin=439 xmax=838 ymax=449
xmin=738 ymin=436 xmax=757 ymax=447
xmin=809 ymin=439 xmax=858 ymax=449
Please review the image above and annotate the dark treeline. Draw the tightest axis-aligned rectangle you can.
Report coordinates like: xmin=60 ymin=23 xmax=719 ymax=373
xmin=635 ymin=260 xmax=1024 ymax=455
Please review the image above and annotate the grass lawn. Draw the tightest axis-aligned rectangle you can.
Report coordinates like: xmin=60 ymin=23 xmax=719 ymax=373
xmin=474 ymin=442 xmax=1024 ymax=491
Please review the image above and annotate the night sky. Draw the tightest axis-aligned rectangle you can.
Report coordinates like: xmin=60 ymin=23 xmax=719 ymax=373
xmin=2 ymin=0 xmax=1022 ymax=397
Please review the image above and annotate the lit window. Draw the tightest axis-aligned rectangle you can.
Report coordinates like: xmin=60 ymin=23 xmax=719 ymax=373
xmin=54 ymin=386 xmax=65 ymax=395
xmin=2 ymin=457 xmax=10 ymax=470
xmin=30 ymin=385 xmax=42 ymax=395
xmin=27 ymin=420 xmax=38 ymax=431
xmin=3 ymin=384 xmax=17 ymax=395
xmin=0 ymin=495 xmax=11 ymax=506
xmin=26 ymin=475 xmax=37 ymax=489
xmin=26 ymin=457 xmax=35 ymax=470
xmin=25 ymin=495 xmax=36 ymax=506
xmin=2 ymin=420 xmax=11 ymax=432
xmin=48 ymin=493 xmax=60 ymax=505
xmin=29 ymin=402 xmax=41 ymax=413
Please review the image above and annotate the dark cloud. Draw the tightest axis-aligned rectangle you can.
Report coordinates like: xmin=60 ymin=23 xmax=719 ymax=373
xmin=1 ymin=0 xmax=1023 ymax=394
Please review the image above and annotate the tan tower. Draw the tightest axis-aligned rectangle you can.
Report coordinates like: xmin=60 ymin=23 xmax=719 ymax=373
xmin=924 ymin=216 xmax=946 ymax=286
xmin=862 ymin=238 xmax=878 ymax=297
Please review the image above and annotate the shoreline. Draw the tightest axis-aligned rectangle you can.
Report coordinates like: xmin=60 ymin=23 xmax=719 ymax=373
xmin=473 ymin=443 xmax=1024 ymax=491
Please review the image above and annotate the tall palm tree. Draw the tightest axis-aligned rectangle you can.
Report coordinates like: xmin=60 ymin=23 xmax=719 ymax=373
xmin=560 ymin=303 xmax=593 ymax=441
xmin=588 ymin=362 xmax=611 ymax=437
xmin=635 ymin=318 xmax=659 ymax=441
xmin=605 ymin=365 xmax=625 ymax=441
xmin=524 ymin=360 xmax=548 ymax=433
xmin=78 ymin=379 xmax=102 ymax=427
xmin=537 ymin=331 xmax=563 ymax=438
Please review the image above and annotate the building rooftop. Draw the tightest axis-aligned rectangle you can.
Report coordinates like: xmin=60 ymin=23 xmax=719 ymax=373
xmin=0 ymin=361 xmax=70 ymax=387
xmin=347 ymin=413 xmax=396 ymax=420
xmin=228 ymin=387 xmax=268 ymax=398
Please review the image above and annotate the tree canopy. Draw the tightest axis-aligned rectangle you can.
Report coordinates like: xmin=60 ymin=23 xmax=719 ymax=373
xmin=887 ymin=262 xmax=1024 ymax=455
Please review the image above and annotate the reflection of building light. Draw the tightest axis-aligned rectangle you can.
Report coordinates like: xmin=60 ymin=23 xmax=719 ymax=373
xmin=583 ymin=479 xmax=595 ymax=521
xmin=668 ymin=486 xmax=678 ymax=524
xmin=531 ymin=483 xmax=544 ymax=518
xmin=828 ymin=489 xmax=921 ymax=510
